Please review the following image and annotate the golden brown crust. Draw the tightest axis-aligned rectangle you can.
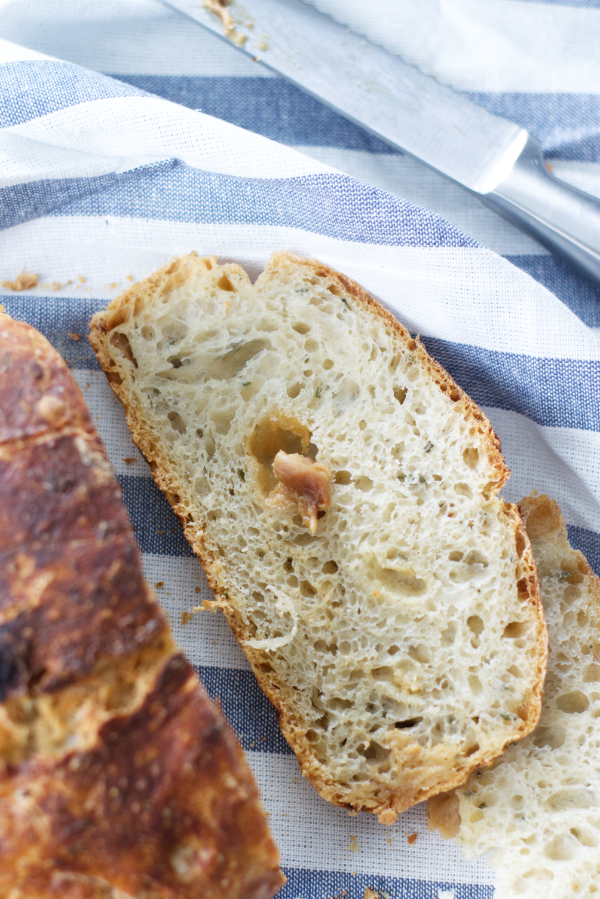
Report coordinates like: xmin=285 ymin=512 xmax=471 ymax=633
xmin=0 ymin=656 xmax=283 ymax=899
xmin=0 ymin=312 xmax=283 ymax=898
xmin=0 ymin=315 xmax=93 ymax=444
xmin=89 ymin=252 xmax=546 ymax=819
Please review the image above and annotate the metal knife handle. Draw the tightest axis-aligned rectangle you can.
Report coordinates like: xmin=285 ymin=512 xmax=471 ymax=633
xmin=482 ymin=135 xmax=600 ymax=287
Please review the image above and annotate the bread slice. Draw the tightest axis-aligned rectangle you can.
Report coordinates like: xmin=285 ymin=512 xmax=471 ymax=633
xmin=0 ymin=313 xmax=283 ymax=899
xmin=90 ymin=251 xmax=547 ymax=822
xmin=429 ymin=493 xmax=600 ymax=897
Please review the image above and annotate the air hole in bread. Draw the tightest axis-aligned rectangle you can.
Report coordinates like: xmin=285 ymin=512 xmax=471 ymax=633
xmin=583 ymin=664 xmax=600 ymax=683
xmin=454 ymin=482 xmax=473 ymax=499
xmin=468 ymin=674 xmax=482 ymax=695
xmin=167 ymin=411 xmax=187 ymax=434
xmin=393 ymin=386 xmax=407 ymax=405
xmin=465 ymin=550 xmax=489 ymax=568
xmin=106 ymin=370 xmax=123 ymax=385
xmin=204 ymin=431 xmax=216 ymax=459
xmin=287 ymin=382 xmax=303 ymax=399
xmin=217 ymin=274 xmax=236 ymax=292
xmin=211 ymin=408 xmax=235 ymax=436
xmin=464 ymin=742 xmax=480 ymax=757
xmin=211 ymin=338 xmax=272 ymax=382
xmin=462 ymin=447 xmax=479 ymax=469
xmin=322 ymin=560 xmax=338 ymax=574
xmin=292 ymin=322 xmax=311 ymax=335
xmin=395 ymin=717 xmax=423 ymax=729
xmin=141 ymin=325 xmax=155 ymax=340
xmin=111 ymin=331 xmax=138 ymax=368
xmin=570 ymin=826 xmax=598 ymax=848
xmin=556 ymin=691 xmax=589 ymax=714
xmin=327 ymin=696 xmax=354 ymax=711
xmin=358 ymin=741 xmax=391 ymax=763
xmin=354 ymin=476 xmax=373 ymax=492
xmin=441 ymin=622 xmax=457 ymax=646
xmin=292 ymin=533 xmax=315 ymax=547
xmin=543 ymin=833 xmax=579 ymax=861
xmin=370 ymin=560 xmax=426 ymax=597
xmin=334 ymin=470 xmax=351 ymax=486
xmin=304 ymin=338 xmax=318 ymax=353
xmin=408 ymin=644 xmax=431 ymax=664
xmin=561 ymin=559 xmax=586 ymax=585
xmin=467 ymin=615 xmax=484 ymax=636
xmin=503 ymin=621 xmax=530 ymax=639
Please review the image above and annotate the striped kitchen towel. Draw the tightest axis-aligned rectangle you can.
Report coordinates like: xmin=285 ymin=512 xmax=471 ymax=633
xmin=0 ymin=2 xmax=599 ymax=896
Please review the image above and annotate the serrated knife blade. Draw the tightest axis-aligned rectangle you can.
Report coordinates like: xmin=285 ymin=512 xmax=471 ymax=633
xmin=161 ymin=0 xmax=600 ymax=287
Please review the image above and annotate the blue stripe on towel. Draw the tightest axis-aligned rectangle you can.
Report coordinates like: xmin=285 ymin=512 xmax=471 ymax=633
xmin=279 ymin=868 xmax=493 ymax=899
xmin=198 ymin=665 xmax=292 ymax=755
xmin=119 ymin=475 xmax=194 ymax=557
xmin=0 ymin=165 xmax=477 ymax=247
xmin=0 ymin=60 xmax=145 ymax=128
xmin=422 ymin=336 xmax=600 ymax=433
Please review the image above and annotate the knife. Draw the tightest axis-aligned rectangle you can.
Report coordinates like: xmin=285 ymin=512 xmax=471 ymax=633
xmin=161 ymin=0 xmax=600 ymax=288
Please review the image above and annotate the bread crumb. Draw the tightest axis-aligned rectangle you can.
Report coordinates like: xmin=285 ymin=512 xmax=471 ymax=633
xmin=349 ymin=835 xmax=359 ymax=851
xmin=53 ymin=282 xmax=63 ymax=291
xmin=181 ymin=611 xmax=193 ymax=626
xmin=194 ymin=587 xmax=201 ymax=593
xmin=126 ymin=275 xmax=134 ymax=282
xmin=0 ymin=305 xmax=5 ymax=314
xmin=110 ymin=282 xmax=119 ymax=289
xmin=2 ymin=272 xmax=38 ymax=291
xmin=78 ymin=275 xmax=86 ymax=284
xmin=365 ymin=890 xmax=379 ymax=899
xmin=123 ymin=457 xmax=137 ymax=465
xmin=407 ymin=832 xmax=417 ymax=845
xmin=378 ymin=808 xmax=397 ymax=825
xmin=154 ymin=581 xmax=165 ymax=588
xmin=68 ymin=332 xmax=81 ymax=341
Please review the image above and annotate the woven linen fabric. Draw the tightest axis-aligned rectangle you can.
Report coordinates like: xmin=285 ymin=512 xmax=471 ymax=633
xmin=0 ymin=2 xmax=599 ymax=897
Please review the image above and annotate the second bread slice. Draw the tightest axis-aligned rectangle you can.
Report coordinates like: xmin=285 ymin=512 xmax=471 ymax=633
xmin=90 ymin=251 xmax=547 ymax=822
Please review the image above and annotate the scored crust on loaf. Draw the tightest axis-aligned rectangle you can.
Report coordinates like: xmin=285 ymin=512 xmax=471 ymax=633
xmin=429 ymin=494 xmax=600 ymax=898
xmin=0 ymin=314 xmax=283 ymax=899
xmin=90 ymin=251 xmax=547 ymax=821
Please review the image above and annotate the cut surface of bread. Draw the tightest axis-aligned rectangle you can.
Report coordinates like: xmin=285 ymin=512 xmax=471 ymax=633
xmin=90 ymin=251 xmax=547 ymax=822
xmin=429 ymin=493 xmax=600 ymax=898
xmin=0 ymin=314 xmax=283 ymax=899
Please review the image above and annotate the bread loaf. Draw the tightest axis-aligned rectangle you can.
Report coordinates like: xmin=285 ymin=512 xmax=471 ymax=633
xmin=429 ymin=494 xmax=600 ymax=898
xmin=90 ymin=251 xmax=547 ymax=822
xmin=0 ymin=313 xmax=283 ymax=899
